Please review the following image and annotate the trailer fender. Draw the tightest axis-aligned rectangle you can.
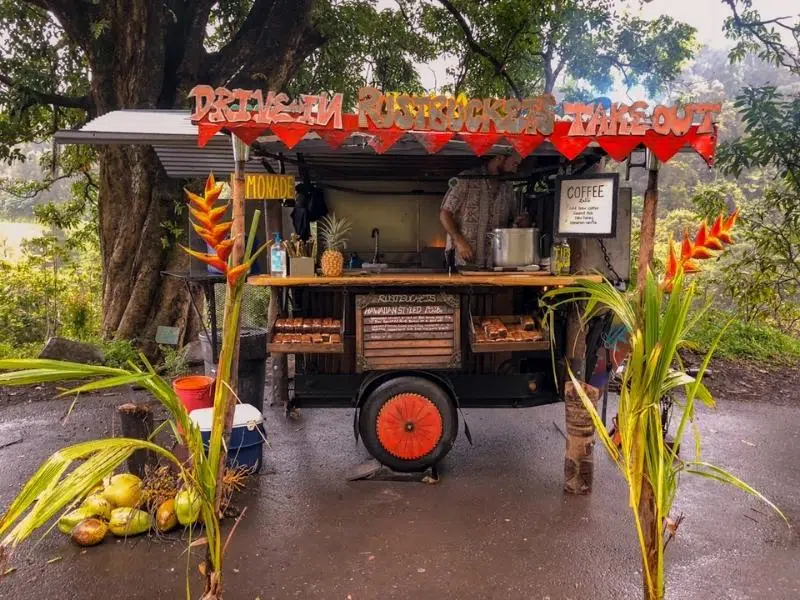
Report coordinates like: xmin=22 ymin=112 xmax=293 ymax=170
xmin=353 ymin=370 xmax=472 ymax=446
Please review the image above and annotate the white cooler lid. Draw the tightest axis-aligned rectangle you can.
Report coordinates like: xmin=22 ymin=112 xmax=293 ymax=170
xmin=189 ymin=404 xmax=263 ymax=432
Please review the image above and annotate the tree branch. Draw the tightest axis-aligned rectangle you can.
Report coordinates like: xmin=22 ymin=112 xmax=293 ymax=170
xmin=206 ymin=0 xmax=323 ymax=88
xmin=0 ymin=73 xmax=90 ymax=110
xmin=436 ymin=0 xmax=523 ymax=99
xmin=31 ymin=0 xmax=96 ymax=59
xmin=501 ymin=15 xmax=530 ymax=65
xmin=724 ymin=0 xmax=800 ymax=73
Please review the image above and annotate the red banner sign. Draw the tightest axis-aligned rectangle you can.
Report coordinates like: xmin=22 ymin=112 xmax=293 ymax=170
xmin=188 ymin=86 xmax=721 ymax=164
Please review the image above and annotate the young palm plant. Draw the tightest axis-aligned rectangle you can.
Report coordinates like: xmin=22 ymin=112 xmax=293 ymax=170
xmin=0 ymin=174 xmax=267 ymax=600
xmin=542 ymin=209 xmax=786 ymax=600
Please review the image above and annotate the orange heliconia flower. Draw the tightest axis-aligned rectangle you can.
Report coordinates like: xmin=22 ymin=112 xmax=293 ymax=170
xmin=180 ymin=173 xmax=246 ymax=285
xmin=662 ymin=208 xmax=738 ymax=292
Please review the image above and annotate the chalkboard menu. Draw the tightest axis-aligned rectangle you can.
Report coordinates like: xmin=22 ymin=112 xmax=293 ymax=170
xmin=355 ymin=293 xmax=461 ymax=372
xmin=554 ymin=172 xmax=619 ymax=238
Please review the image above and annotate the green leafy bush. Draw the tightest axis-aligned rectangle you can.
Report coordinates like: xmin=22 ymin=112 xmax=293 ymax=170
xmin=686 ymin=309 xmax=800 ymax=363
xmin=157 ymin=344 xmax=189 ymax=378
xmin=100 ymin=339 xmax=139 ymax=369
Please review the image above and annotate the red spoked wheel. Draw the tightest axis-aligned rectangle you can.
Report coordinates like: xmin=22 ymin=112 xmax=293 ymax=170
xmin=359 ymin=376 xmax=458 ymax=472
xmin=376 ymin=393 xmax=444 ymax=460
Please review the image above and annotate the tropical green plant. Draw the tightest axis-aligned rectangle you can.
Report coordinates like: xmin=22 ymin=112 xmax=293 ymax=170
xmin=158 ymin=344 xmax=190 ymax=379
xmin=542 ymin=209 xmax=786 ymax=600
xmin=0 ymin=174 xmax=266 ymax=599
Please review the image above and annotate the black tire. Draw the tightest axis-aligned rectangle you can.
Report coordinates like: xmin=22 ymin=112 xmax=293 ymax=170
xmin=358 ymin=376 xmax=457 ymax=472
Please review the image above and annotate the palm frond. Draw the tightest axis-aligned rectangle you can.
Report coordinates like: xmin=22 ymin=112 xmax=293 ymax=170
xmin=685 ymin=462 xmax=787 ymax=523
xmin=1 ymin=438 xmax=183 ymax=548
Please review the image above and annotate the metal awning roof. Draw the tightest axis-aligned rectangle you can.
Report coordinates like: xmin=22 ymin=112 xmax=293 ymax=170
xmin=54 ymin=110 xmax=609 ymax=180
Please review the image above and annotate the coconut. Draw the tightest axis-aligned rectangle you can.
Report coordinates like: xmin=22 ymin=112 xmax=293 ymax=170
xmin=175 ymin=488 xmax=202 ymax=526
xmin=80 ymin=494 xmax=112 ymax=520
xmin=57 ymin=507 xmax=96 ymax=535
xmin=103 ymin=473 xmax=142 ymax=508
xmin=156 ymin=499 xmax=178 ymax=532
xmin=71 ymin=518 xmax=108 ymax=547
xmin=108 ymin=507 xmax=152 ymax=537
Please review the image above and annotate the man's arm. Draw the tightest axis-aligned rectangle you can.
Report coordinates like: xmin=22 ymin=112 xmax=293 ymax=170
xmin=440 ymin=208 xmax=474 ymax=262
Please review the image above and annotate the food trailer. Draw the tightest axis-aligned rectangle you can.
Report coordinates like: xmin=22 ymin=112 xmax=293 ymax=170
xmin=56 ymin=88 xmax=719 ymax=473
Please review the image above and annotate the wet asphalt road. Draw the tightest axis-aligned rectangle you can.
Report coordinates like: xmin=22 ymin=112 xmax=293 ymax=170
xmin=0 ymin=389 xmax=797 ymax=600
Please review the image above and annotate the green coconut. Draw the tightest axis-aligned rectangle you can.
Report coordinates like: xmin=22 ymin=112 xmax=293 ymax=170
xmin=108 ymin=507 xmax=152 ymax=537
xmin=175 ymin=488 xmax=202 ymax=526
xmin=57 ymin=507 xmax=97 ymax=535
xmin=103 ymin=473 xmax=142 ymax=508
xmin=80 ymin=494 xmax=112 ymax=520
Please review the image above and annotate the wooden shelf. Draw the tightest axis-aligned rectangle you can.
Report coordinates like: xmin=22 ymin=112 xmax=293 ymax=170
xmin=247 ymin=273 xmax=604 ymax=288
xmin=469 ymin=314 xmax=550 ymax=354
xmin=469 ymin=336 xmax=550 ymax=354
xmin=267 ymin=342 xmax=344 ymax=354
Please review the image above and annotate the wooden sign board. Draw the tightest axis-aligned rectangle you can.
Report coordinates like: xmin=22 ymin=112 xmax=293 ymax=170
xmin=238 ymin=173 xmax=295 ymax=200
xmin=190 ymin=85 xmax=721 ymax=138
xmin=554 ymin=173 xmax=619 ymax=238
xmin=355 ymin=293 xmax=461 ymax=372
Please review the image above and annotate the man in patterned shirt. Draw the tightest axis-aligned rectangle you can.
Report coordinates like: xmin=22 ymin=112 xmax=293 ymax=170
xmin=439 ymin=152 xmax=524 ymax=268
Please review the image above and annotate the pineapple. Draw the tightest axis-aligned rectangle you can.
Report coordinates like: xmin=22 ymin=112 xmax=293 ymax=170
xmin=318 ymin=213 xmax=352 ymax=277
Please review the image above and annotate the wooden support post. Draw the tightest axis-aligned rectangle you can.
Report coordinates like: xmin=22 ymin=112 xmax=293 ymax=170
xmin=266 ymin=199 xmax=289 ymax=410
xmin=563 ymin=381 xmax=600 ymax=495
xmin=118 ymin=403 xmax=156 ymax=478
xmin=637 ymin=154 xmax=660 ymax=290
xmin=211 ymin=151 xmax=246 ymax=517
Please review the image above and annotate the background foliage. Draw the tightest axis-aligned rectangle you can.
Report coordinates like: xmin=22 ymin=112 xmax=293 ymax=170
xmin=0 ymin=0 xmax=798 ymax=360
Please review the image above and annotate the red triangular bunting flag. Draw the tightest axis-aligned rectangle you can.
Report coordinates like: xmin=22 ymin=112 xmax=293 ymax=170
xmin=367 ymin=129 xmax=406 ymax=154
xmin=687 ymin=131 xmax=717 ymax=167
xmin=270 ymin=122 xmax=312 ymax=149
xmin=643 ymin=130 xmax=687 ymax=162
xmin=316 ymin=129 xmax=352 ymax=149
xmin=596 ymin=136 xmax=642 ymax=162
xmin=412 ymin=131 xmax=455 ymax=154
xmin=548 ymin=135 xmax=592 ymax=161
xmin=505 ymin=134 xmax=544 ymax=158
xmin=231 ymin=126 xmax=265 ymax=146
xmin=197 ymin=122 xmax=224 ymax=147
xmin=460 ymin=132 xmax=501 ymax=156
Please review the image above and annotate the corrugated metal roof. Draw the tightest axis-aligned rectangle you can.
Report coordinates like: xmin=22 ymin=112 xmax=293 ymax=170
xmin=55 ymin=109 xmax=606 ymax=180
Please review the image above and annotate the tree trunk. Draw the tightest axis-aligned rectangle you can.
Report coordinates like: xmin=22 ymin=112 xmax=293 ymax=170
xmin=637 ymin=166 xmax=659 ymax=290
xmin=79 ymin=0 xmax=322 ymax=354
xmin=118 ymin=403 xmax=157 ymax=477
xmin=98 ymin=145 xmax=195 ymax=355
xmin=638 ymin=477 xmax=662 ymax=600
xmin=563 ymin=381 xmax=600 ymax=494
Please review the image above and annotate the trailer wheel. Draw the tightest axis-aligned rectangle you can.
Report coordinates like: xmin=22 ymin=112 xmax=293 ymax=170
xmin=359 ymin=376 xmax=457 ymax=472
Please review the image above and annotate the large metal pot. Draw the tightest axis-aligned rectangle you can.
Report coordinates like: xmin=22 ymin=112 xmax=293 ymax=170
xmin=490 ymin=228 xmax=539 ymax=267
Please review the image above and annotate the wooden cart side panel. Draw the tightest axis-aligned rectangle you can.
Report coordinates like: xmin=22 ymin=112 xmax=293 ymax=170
xmin=355 ymin=293 xmax=461 ymax=372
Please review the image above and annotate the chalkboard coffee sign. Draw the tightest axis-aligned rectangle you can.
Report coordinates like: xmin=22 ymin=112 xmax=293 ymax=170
xmin=554 ymin=173 xmax=619 ymax=238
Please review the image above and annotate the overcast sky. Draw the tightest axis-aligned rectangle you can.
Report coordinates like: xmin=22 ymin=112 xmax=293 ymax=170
xmin=376 ymin=0 xmax=795 ymax=94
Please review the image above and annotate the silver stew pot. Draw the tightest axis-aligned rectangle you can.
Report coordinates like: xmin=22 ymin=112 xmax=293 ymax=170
xmin=490 ymin=228 xmax=539 ymax=267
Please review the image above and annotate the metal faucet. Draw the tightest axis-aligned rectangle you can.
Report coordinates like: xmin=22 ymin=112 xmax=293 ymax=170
xmin=371 ymin=228 xmax=380 ymax=264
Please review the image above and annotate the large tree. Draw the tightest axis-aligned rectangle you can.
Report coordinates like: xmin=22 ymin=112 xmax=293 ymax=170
xmin=0 ymin=0 xmax=321 ymax=350
xmin=399 ymin=0 xmax=695 ymax=98
xmin=715 ymin=0 xmax=800 ymax=333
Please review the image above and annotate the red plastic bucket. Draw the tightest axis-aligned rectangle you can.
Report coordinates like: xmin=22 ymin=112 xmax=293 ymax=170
xmin=173 ymin=375 xmax=214 ymax=414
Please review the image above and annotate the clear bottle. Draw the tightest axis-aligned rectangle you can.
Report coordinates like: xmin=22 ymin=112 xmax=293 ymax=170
xmin=270 ymin=232 xmax=287 ymax=277
xmin=559 ymin=238 xmax=571 ymax=275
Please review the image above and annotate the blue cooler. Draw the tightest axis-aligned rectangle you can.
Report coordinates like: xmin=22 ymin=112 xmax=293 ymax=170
xmin=189 ymin=404 xmax=265 ymax=473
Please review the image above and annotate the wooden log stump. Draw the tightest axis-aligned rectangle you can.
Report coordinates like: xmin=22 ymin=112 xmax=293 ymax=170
xmin=564 ymin=381 xmax=600 ymax=495
xmin=118 ymin=403 xmax=157 ymax=478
